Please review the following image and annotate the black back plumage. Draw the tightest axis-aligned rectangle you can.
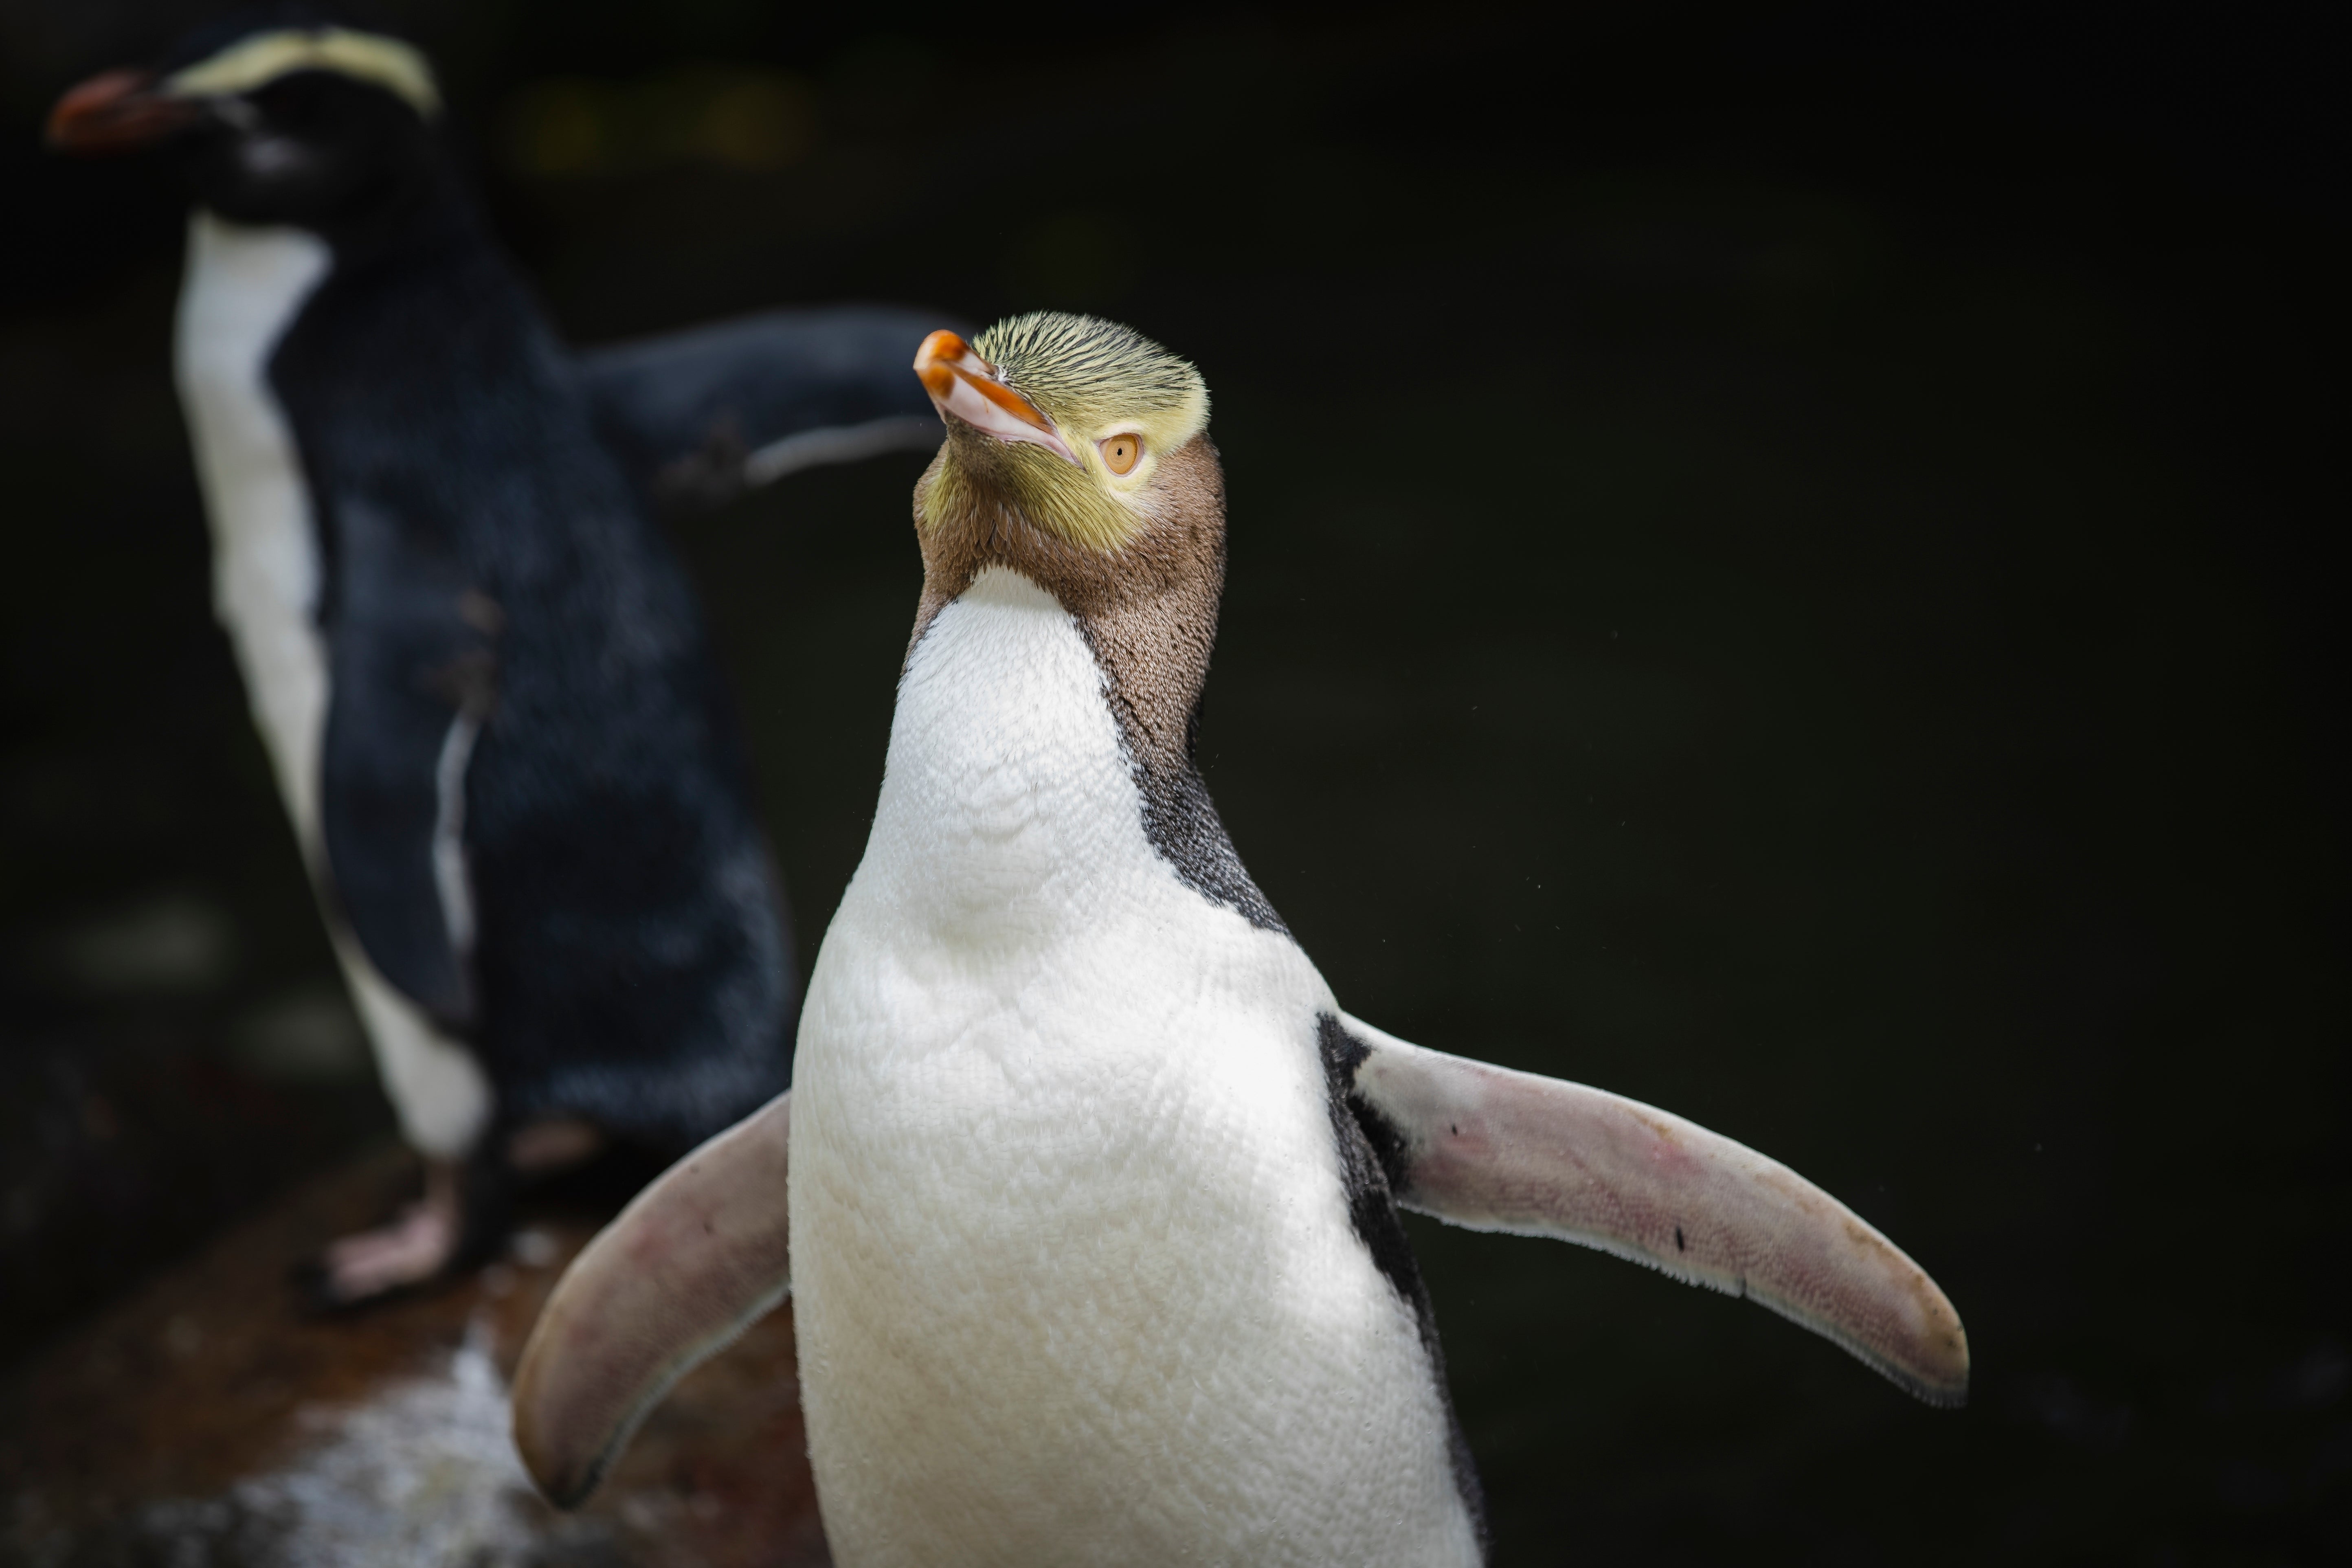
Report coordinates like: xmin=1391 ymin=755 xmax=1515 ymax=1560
xmin=266 ymin=114 xmax=791 ymax=1149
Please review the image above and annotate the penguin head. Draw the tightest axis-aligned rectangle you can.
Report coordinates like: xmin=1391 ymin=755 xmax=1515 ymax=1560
xmin=47 ymin=9 xmax=441 ymax=233
xmin=910 ymin=313 xmax=1228 ymax=752
xmin=914 ymin=314 xmax=1215 ymax=558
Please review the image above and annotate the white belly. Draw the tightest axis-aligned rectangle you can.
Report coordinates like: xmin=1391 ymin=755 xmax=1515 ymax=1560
xmin=175 ymin=210 xmax=333 ymax=835
xmin=789 ymin=569 xmax=1477 ymax=1567
xmin=174 ymin=211 xmax=489 ymax=1158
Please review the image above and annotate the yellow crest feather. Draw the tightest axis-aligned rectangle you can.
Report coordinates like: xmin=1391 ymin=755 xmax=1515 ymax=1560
xmin=167 ymin=28 xmax=441 ymax=118
xmin=931 ymin=314 xmax=1208 ymax=553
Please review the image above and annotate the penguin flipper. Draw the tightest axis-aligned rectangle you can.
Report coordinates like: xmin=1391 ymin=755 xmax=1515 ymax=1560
xmin=1333 ymin=1014 xmax=1970 ymax=1408
xmin=319 ymin=501 xmax=494 ymax=1028
xmin=576 ymin=306 xmax=956 ymax=512
xmin=512 ymin=1090 xmax=793 ymax=1509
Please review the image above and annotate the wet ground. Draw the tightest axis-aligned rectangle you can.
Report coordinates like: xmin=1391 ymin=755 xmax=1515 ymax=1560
xmin=3 ymin=1146 xmax=825 ymax=1567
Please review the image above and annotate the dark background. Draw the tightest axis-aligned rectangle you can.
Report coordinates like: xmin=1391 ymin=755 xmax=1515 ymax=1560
xmin=1 ymin=0 xmax=2344 ymax=1561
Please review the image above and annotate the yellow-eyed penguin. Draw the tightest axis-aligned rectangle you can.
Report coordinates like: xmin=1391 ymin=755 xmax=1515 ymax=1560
xmin=45 ymin=15 xmax=949 ymax=1305
xmin=510 ymin=314 xmax=1969 ymax=1564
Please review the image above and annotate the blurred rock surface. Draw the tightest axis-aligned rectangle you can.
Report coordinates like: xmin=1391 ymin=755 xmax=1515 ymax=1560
xmin=0 ymin=1145 xmax=825 ymax=1568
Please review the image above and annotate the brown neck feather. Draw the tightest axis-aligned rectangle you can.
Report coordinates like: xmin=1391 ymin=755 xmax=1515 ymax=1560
xmin=908 ymin=433 xmax=1228 ymax=778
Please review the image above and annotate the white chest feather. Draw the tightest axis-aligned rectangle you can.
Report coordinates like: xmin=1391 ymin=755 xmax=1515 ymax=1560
xmin=790 ymin=569 xmax=1477 ymax=1567
xmin=174 ymin=211 xmax=333 ymax=840
xmin=173 ymin=211 xmax=490 ymax=1160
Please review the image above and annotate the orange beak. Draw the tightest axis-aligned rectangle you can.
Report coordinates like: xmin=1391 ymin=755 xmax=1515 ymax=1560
xmin=914 ymin=329 xmax=1080 ymax=467
xmin=46 ymin=68 xmax=204 ymax=154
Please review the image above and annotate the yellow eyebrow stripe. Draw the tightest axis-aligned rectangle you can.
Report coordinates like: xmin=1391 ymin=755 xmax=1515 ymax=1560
xmin=165 ymin=28 xmax=440 ymax=117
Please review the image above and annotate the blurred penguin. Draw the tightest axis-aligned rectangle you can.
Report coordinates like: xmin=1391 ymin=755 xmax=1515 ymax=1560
xmin=48 ymin=9 xmax=948 ymax=1303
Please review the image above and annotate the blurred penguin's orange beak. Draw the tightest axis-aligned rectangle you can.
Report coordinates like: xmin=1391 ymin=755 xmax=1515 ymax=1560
xmin=914 ymin=329 xmax=1080 ymax=467
xmin=46 ymin=68 xmax=204 ymax=154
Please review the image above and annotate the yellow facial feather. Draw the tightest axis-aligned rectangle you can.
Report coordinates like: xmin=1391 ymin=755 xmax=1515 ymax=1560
xmin=934 ymin=313 xmax=1209 ymax=553
xmin=166 ymin=28 xmax=441 ymax=118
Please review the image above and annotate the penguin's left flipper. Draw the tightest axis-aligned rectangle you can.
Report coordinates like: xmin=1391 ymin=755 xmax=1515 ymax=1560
xmin=319 ymin=518 xmax=494 ymax=1029
xmin=512 ymin=1090 xmax=793 ymax=1509
xmin=1334 ymin=1014 xmax=1971 ymax=1408
xmin=578 ymin=306 xmax=961 ymax=513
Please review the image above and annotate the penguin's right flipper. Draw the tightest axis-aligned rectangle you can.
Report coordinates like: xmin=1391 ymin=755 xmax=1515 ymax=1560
xmin=577 ymin=306 xmax=957 ymax=512
xmin=1332 ymin=1015 xmax=1970 ymax=1408
xmin=512 ymin=1090 xmax=793 ymax=1509
xmin=319 ymin=500 xmax=496 ymax=1029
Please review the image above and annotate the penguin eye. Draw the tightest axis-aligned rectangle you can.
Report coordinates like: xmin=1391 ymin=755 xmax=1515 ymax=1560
xmin=1099 ymin=433 xmax=1143 ymax=476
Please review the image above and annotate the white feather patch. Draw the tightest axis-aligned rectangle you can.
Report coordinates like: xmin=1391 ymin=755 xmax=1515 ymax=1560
xmin=431 ymin=708 xmax=481 ymax=957
xmin=176 ymin=211 xmax=490 ymax=1158
xmin=788 ymin=568 xmax=1481 ymax=1566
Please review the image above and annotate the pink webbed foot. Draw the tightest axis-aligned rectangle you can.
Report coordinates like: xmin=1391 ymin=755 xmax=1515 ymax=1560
xmin=301 ymin=1120 xmax=610 ymax=1309
xmin=306 ymin=1159 xmax=463 ymax=1308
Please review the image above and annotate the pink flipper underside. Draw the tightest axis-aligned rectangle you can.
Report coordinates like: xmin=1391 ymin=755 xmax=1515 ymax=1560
xmin=510 ymin=1091 xmax=795 ymax=1507
xmin=511 ymin=1022 xmax=1967 ymax=1512
xmin=1341 ymin=1016 xmax=1970 ymax=1406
